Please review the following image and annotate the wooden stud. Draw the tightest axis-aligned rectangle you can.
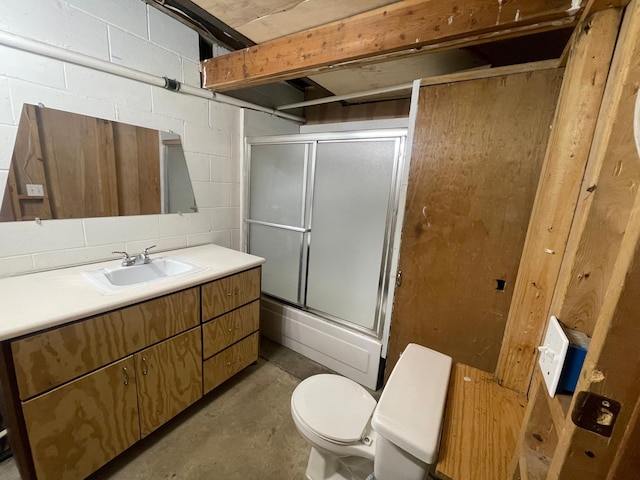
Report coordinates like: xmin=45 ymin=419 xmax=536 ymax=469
xmin=201 ymin=0 xmax=582 ymax=91
xmin=546 ymin=1 xmax=640 ymax=476
xmin=495 ymin=7 xmax=622 ymax=394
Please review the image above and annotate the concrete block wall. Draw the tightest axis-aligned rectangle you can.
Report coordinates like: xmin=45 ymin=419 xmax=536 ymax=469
xmin=0 ymin=0 xmax=267 ymax=277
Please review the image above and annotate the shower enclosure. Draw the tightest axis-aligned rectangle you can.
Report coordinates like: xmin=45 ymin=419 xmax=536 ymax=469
xmin=245 ymin=130 xmax=406 ymax=387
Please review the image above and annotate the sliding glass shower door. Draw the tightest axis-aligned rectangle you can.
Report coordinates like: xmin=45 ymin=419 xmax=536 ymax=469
xmin=246 ymin=131 xmax=405 ymax=336
xmin=246 ymin=143 xmax=309 ymax=304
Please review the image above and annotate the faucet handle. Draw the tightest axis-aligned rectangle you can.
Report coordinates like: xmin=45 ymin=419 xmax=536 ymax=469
xmin=112 ymin=251 xmax=134 ymax=266
xmin=143 ymin=245 xmax=156 ymax=254
xmin=139 ymin=245 xmax=156 ymax=264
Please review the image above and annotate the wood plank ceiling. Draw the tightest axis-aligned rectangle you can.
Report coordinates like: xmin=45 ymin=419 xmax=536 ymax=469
xmin=192 ymin=0 xmax=578 ymax=99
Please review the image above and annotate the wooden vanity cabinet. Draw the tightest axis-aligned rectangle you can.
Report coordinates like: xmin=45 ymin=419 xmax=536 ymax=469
xmin=12 ymin=287 xmax=201 ymax=480
xmin=201 ymin=267 xmax=261 ymax=394
xmin=2 ymin=267 xmax=262 ymax=480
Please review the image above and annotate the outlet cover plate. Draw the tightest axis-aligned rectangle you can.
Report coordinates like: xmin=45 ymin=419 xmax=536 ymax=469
xmin=538 ymin=315 xmax=569 ymax=397
xmin=26 ymin=184 xmax=44 ymax=197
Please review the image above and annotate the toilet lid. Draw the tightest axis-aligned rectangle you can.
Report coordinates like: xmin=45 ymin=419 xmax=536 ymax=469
xmin=292 ymin=374 xmax=377 ymax=444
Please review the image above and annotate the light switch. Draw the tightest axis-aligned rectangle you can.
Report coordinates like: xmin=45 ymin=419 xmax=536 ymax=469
xmin=538 ymin=315 xmax=569 ymax=397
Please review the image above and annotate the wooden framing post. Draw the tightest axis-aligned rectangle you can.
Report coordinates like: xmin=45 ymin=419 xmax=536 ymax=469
xmin=495 ymin=7 xmax=622 ymax=394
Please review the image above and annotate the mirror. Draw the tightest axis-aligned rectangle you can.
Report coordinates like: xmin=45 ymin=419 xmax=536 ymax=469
xmin=0 ymin=104 xmax=197 ymax=222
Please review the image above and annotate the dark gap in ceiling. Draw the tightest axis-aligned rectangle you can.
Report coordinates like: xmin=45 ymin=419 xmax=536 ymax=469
xmin=469 ymin=28 xmax=574 ymax=67
xmin=148 ymin=0 xmax=255 ymax=51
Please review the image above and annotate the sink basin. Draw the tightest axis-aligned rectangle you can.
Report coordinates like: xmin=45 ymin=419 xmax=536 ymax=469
xmin=83 ymin=256 xmax=206 ymax=294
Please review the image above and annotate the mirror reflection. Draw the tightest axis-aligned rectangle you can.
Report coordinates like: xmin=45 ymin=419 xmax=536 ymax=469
xmin=0 ymin=104 xmax=197 ymax=222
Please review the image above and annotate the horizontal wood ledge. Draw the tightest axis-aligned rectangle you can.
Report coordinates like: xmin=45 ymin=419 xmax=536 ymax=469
xmin=436 ymin=363 xmax=527 ymax=480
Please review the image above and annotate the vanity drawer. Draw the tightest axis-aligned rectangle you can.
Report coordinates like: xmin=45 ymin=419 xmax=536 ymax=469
xmin=202 ymin=300 xmax=259 ymax=359
xmin=203 ymin=332 xmax=259 ymax=394
xmin=12 ymin=287 xmax=199 ymax=400
xmin=201 ymin=267 xmax=261 ymax=321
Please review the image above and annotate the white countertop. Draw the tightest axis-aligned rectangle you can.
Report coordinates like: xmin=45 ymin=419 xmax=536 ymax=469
xmin=0 ymin=244 xmax=265 ymax=341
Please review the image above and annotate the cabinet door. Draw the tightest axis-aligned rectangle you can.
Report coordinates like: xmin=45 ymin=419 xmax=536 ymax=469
xmin=135 ymin=328 xmax=202 ymax=437
xmin=202 ymin=268 xmax=261 ymax=320
xmin=22 ymin=357 xmax=139 ymax=480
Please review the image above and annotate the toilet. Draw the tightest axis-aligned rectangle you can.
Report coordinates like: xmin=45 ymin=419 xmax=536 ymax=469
xmin=291 ymin=343 xmax=452 ymax=480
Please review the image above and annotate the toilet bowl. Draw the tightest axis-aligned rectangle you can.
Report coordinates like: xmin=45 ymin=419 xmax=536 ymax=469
xmin=291 ymin=344 xmax=452 ymax=480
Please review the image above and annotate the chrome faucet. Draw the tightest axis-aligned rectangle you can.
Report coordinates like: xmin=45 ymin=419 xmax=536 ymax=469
xmin=112 ymin=245 xmax=156 ymax=267
xmin=134 ymin=245 xmax=156 ymax=265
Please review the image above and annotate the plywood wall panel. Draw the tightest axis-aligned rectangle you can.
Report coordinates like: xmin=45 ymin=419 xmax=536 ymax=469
xmin=387 ymin=68 xmax=563 ymax=375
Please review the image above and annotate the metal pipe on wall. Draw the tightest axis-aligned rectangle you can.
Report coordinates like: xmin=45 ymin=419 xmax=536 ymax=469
xmin=0 ymin=30 xmax=306 ymax=124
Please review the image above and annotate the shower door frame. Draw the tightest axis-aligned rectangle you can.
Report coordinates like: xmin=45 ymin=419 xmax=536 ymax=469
xmin=244 ymin=129 xmax=407 ymax=339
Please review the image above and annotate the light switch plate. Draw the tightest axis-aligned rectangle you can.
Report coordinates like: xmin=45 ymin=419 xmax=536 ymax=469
xmin=538 ymin=315 xmax=569 ymax=397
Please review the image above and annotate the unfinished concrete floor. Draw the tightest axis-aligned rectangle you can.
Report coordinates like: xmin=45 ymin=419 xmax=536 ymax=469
xmin=0 ymin=337 xmax=335 ymax=480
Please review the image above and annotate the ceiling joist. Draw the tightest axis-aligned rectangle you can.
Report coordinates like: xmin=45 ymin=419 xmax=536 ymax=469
xmin=201 ymin=0 xmax=586 ymax=91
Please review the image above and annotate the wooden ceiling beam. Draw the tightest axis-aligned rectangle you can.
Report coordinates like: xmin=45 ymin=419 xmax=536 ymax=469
xmin=201 ymin=0 xmax=585 ymax=91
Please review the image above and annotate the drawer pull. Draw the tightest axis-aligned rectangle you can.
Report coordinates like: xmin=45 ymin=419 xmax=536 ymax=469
xmin=142 ymin=357 xmax=148 ymax=376
xmin=227 ymin=287 xmax=242 ymax=296
xmin=228 ymin=323 xmax=241 ymax=332
xmin=123 ymin=367 xmax=129 ymax=386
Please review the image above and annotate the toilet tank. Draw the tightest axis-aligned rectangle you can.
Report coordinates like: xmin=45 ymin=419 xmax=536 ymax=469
xmin=371 ymin=344 xmax=452 ymax=466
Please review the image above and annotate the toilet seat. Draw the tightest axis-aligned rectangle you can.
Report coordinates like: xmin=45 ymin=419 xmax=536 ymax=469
xmin=291 ymin=374 xmax=377 ymax=444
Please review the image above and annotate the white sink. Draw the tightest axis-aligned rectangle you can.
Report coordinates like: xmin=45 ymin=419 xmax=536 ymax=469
xmin=83 ymin=256 xmax=206 ymax=294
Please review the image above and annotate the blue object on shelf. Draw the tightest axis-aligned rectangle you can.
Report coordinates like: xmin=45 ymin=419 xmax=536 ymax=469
xmin=557 ymin=327 xmax=590 ymax=393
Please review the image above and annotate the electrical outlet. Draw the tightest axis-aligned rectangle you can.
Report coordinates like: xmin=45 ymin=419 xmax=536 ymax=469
xmin=26 ymin=184 xmax=44 ymax=197
xmin=538 ymin=315 xmax=569 ymax=397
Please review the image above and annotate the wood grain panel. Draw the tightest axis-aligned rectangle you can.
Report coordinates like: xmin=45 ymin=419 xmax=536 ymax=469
xmin=22 ymin=356 xmax=139 ymax=480
xmin=37 ymin=106 xmax=120 ymax=219
xmin=305 ymin=96 xmax=410 ymax=125
xmin=203 ymin=332 xmax=259 ymax=394
xmin=12 ymin=288 xmax=199 ymax=400
xmin=202 ymin=300 xmax=259 ymax=359
xmin=496 ymin=8 xmax=622 ymax=393
xmin=201 ymin=268 xmax=261 ymax=321
xmin=112 ymin=122 xmax=161 ymax=216
xmin=387 ymin=69 xmax=563 ymax=375
xmin=201 ymin=0 xmax=580 ymax=91
xmin=135 ymin=328 xmax=202 ymax=437
xmin=436 ymin=363 xmax=526 ymax=480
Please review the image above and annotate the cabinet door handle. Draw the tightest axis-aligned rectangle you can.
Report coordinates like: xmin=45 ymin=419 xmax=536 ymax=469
xmin=142 ymin=357 xmax=148 ymax=376
xmin=123 ymin=367 xmax=129 ymax=385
